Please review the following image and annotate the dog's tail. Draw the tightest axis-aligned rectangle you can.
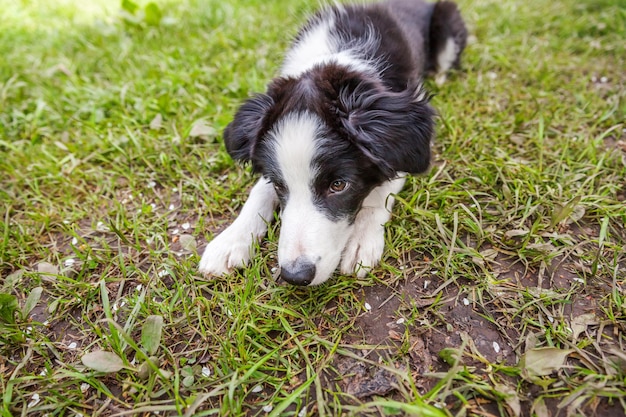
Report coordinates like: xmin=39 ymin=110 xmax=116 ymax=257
xmin=427 ymin=1 xmax=468 ymax=75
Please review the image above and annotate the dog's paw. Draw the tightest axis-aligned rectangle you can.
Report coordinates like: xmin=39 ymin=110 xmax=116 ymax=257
xmin=198 ymin=227 xmax=254 ymax=276
xmin=340 ymin=224 xmax=385 ymax=278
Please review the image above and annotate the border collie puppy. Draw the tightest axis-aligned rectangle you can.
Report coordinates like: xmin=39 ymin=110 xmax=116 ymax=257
xmin=199 ymin=0 xmax=467 ymax=286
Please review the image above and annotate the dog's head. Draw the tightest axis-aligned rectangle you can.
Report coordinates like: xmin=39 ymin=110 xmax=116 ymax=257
xmin=223 ymin=64 xmax=435 ymax=285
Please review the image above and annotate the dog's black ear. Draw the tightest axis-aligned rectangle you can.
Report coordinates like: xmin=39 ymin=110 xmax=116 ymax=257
xmin=223 ymin=93 xmax=274 ymax=162
xmin=338 ymin=84 xmax=435 ymax=177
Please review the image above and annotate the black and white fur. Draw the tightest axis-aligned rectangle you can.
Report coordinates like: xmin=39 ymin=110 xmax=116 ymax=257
xmin=199 ymin=0 xmax=467 ymax=286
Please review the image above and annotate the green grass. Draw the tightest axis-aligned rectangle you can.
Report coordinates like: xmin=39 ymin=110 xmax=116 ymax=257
xmin=1 ymin=0 xmax=625 ymax=416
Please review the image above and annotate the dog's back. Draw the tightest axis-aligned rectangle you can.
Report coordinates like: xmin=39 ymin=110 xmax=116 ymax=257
xmin=285 ymin=0 xmax=467 ymax=90
xmin=380 ymin=0 xmax=467 ymax=75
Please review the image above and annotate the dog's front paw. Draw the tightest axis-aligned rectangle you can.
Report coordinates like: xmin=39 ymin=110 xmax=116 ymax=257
xmin=198 ymin=227 xmax=254 ymax=276
xmin=340 ymin=224 xmax=385 ymax=278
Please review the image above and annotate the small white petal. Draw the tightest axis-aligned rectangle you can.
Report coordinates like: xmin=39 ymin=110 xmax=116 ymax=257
xmin=80 ymin=383 xmax=90 ymax=393
xmin=64 ymin=258 xmax=76 ymax=267
xmin=158 ymin=270 xmax=168 ymax=277
xmin=364 ymin=302 xmax=372 ymax=311
xmin=172 ymin=228 xmax=180 ymax=235
xmin=298 ymin=406 xmax=307 ymax=417
xmin=462 ymin=298 xmax=470 ymax=306
xmin=262 ymin=405 xmax=273 ymax=413
xmin=493 ymin=341 xmax=501 ymax=353
xmin=168 ymin=204 xmax=175 ymax=210
xmin=71 ymin=237 xmax=78 ymax=245
xmin=396 ymin=318 xmax=405 ymax=325
xmin=252 ymin=385 xmax=263 ymax=393
xmin=172 ymin=187 xmax=178 ymax=193
xmin=136 ymin=284 xmax=143 ymax=292
xmin=28 ymin=393 xmax=40 ymax=408
xmin=181 ymin=222 xmax=190 ymax=230
xmin=424 ymin=280 xmax=430 ymax=289
xmin=202 ymin=366 xmax=211 ymax=377
xmin=39 ymin=369 xmax=48 ymax=376
xmin=148 ymin=181 xmax=156 ymax=188
xmin=600 ymin=76 xmax=608 ymax=83
xmin=96 ymin=221 xmax=109 ymax=232
xmin=547 ymin=315 xmax=554 ymax=323
xmin=68 ymin=342 xmax=78 ymax=349
xmin=271 ymin=267 xmax=278 ymax=273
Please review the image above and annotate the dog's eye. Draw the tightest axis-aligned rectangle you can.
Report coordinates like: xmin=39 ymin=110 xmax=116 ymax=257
xmin=329 ymin=180 xmax=349 ymax=193
xmin=272 ymin=183 xmax=286 ymax=194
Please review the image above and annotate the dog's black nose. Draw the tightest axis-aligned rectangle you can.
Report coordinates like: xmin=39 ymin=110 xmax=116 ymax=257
xmin=280 ymin=261 xmax=316 ymax=286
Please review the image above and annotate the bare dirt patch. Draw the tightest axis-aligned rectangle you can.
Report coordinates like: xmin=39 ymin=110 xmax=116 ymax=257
xmin=323 ymin=247 xmax=626 ymax=416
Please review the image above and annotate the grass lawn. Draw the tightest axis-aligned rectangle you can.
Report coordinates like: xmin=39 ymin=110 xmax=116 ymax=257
xmin=1 ymin=0 xmax=625 ymax=415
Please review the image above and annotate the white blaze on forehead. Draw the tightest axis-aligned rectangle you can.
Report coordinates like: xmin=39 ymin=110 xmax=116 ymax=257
xmin=269 ymin=112 xmax=352 ymax=285
xmin=268 ymin=112 xmax=320 ymax=191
